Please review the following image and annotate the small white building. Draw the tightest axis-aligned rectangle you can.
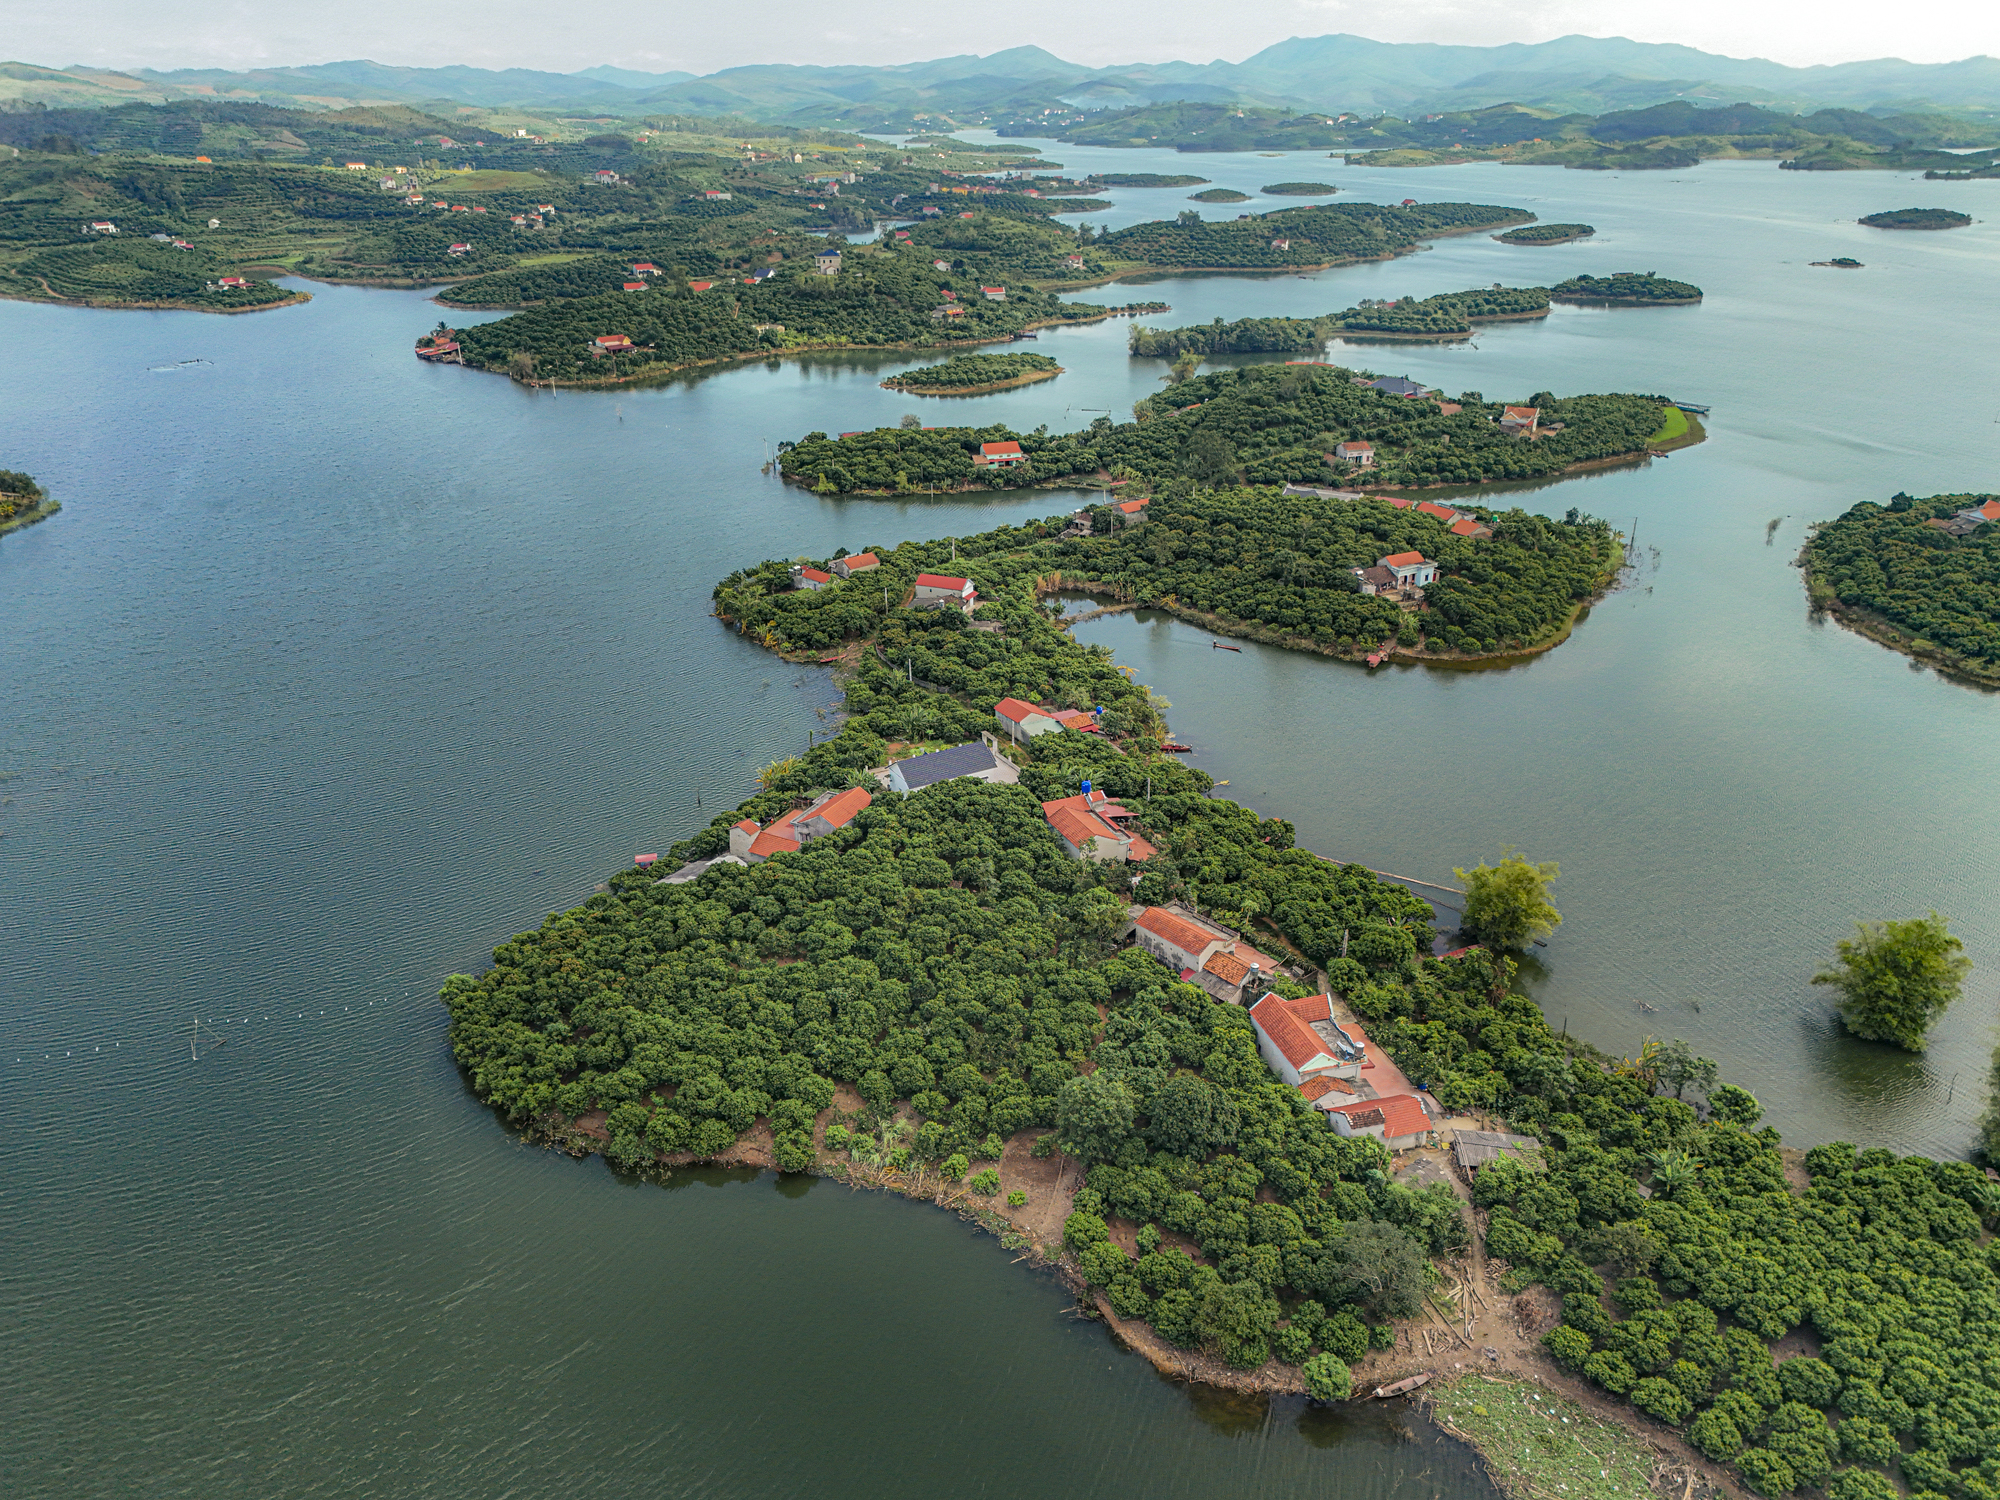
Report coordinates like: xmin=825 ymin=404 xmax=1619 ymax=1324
xmin=815 ymin=250 xmax=842 ymax=275
xmin=1247 ymin=994 xmax=1366 ymax=1087
xmin=831 ymin=552 xmax=880 ymax=579
xmin=911 ymin=572 xmax=974 ymax=609
xmin=1379 ymin=551 xmax=1437 ymax=588
xmin=792 ymin=565 xmax=833 ymax=590
xmin=729 ymin=787 xmax=872 ymax=863
xmin=1334 ymin=440 xmax=1374 ymax=466
xmin=993 ymin=698 xmax=1064 ymax=743
xmin=1324 ymin=1093 xmax=1436 ymax=1152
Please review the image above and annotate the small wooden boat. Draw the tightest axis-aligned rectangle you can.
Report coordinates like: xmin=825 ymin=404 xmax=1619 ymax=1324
xmin=1372 ymin=1372 xmax=1433 ymax=1399
xmin=1160 ymin=742 xmax=1193 ymax=753
xmin=1365 ymin=652 xmax=1384 ymax=667
xmin=1210 ymin=640 xmax=1241 ymax=651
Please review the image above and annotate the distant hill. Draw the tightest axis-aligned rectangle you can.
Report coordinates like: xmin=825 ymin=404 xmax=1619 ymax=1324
xmin=3 ymin=35 xmax=1999 ymax=124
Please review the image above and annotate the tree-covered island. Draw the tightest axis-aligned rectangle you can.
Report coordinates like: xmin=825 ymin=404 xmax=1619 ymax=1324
xmin=443 ymin=511 xmax=2000 ymax=1497
xmin=1496 ymin=223 xmax=1596 ymax=244
xmin=1801 ymin=492 xmax=2000 ymax=687
xmin=1857 ymin=208 xmax=1972 ymax=230
xmin=779 ymin=361 xmax=1693 ymax=494
xmin=881 ymin=353 xmax=1062 ymax=394
xmin=1550 ymin=273 xmax=1703 ymax=305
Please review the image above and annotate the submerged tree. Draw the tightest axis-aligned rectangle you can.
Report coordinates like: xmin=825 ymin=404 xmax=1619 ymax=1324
xmin=1453 ymin=848 xmax=1562 ymax=950
xmin=1812 ymin=912 xmax=1970 ymax=1052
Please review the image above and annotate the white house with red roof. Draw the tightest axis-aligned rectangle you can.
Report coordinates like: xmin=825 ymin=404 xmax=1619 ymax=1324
xmin=623 ymin=281 xmax=648 ymax=292
xmin=728 ymin=786 xmax=872 ymax=863
xmin=912 ymin=573 xmax=975 ymax=609
xmin=1114 ymin=497 xmax=1149 ymax=518
xmin=980 ymin=285 xmax=1006 ymax=300
xmin=594 ymin=334 xmax=633 ymax=351
xmin=1324 ymin=1093 xmax=1435 ymax=1151
xmin=1380 ymin=551 xmax=1437 ymax=588
xmin=1132 ymin=905 xmax=1282 ymax=1004
xmin=792 ymin=565 xmax=833 ymax=589
xmin=1247 ymin=994 xmax=1367 ymax=1091
xmin=1041 ymin=786 xmax=1156 ymax=864
xmin=993 ymin=698 xmax=1064 ymax=743
xmin=1334 ymin=440 xmax=1373 ymax=466
xmin=831 ymin=552 xmax=880 ymax=578
xmin=977 ymin=441 xmax=1027 ymax=465
xmin=1500 ymin=405 xmax=1541 ymax=435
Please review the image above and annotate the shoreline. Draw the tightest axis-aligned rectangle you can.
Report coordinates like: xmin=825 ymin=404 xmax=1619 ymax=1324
xmin=464 ymin=313 xmax=1117 ymax=390
xmin=1807 ymin=597 xmax=2000 ymax=692
xmin=0 ymin=497 xmax=61 ymax=538
xmin=1330 ymin=307 xmax=1551 ymax=342
xmin=1493 ymin=230 xmax=1595 ymax=245
xmin=1549 ymin=294 xmax=1701 ymax=308
xmin=0 ymin=287 xmax=312 ymax=315
xmin=882 ymin=367 xmax=1064 ymax=396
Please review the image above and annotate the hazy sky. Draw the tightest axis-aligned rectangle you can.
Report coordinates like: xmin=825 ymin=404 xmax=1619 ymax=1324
xmin=9 ymin=0 xmax=1996 ymax=75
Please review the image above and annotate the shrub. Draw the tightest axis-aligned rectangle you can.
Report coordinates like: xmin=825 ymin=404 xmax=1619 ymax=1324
xmin=1064 ymin=1209 xmax=1109 ymax=1250
xmin=969 ymin=1167 xmax=1001 ymax=1195
xmin=1303 ymin=1354 xmax=1352 ymax=1402
xmin=822 ymin=1122 xmax=852 ymax=1154
xmin=1136 ymin=1223 xmax=1161 ymax=1256
xmin=1006 ymin=1190 xmax=1027 ymax=1208
xmin=1318 ymin=1309 xmax=1371 ymax=1363
xmin=1080 ymin=1241 xmax=1132 ymax=1286
xmin=1779 ymin=1356 xmax=1842 ymax=1409
xmin=974 ymin=1132 xmax=1005 ymax=1160
xmin=1274 ymin=1324 xmax=1315 ymax=1364
xmin=1737 ymin=1448 xmax=1798 ymax=1497
xmin=1837 ymin=1418 xmax=1900 ymax=1467
xmin=1031 ymin=1133 xmax=1058 ymax=1158
xmin=773 ymin=1130 xmax=816 ymax=1173
xmin=941 ymin=1152 xmax=969 ymax=1180
xmin=1689 ymin=1410 xmax=1745 ymax=1461
xmin=1584 ymin=1351 xmax=1638 ymax=1394
xmin=1827 ymin=1471 xmax=1901 ymax=1500
xmin=1544 ymin=1325 xmax=1595 ymax=1371
xmin=1630 ymin=1376 xmax=1693 ymax=1426
xmin=1106 ymin=1275 xmax=1153 ymax=1320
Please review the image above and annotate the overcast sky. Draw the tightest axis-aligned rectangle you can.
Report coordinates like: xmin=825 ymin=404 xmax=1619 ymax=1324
xmin=10 ymin=0 xmax=1996 ymax=76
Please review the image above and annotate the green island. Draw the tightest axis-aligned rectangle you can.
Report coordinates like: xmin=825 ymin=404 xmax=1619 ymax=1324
xmin=1858 ymin=208 xmax=1971 ymax=230
xmin=1497 ymin=223 xmax=1596 ymax=245
xmin=1261 ymin=182 xmax=1338 ymax=196
xmin=1091 ymin=173 xmax=1211 ymax=188
xmin=1550 ymin=273 xmax=1703 ymax=306
xmin=779 ymin=361 xmax=1689 ymax=493
xmin=881 ymin=352 xmax=1062 ymax=394
xmin=1189 ymin=188 xmax=1252 ymax=203
xmin=1013 ymin=99 xmax=2000 ymax=178
xmin=444 ymin=510 xmax=2000 ymax=1500
xmin=0 ymin=469 xmax=58 ymax=537
xmin=1129 ymin=285 xmax=1552 ymax=353
xmin=1801 ymin=492 xmax=2000 ymax=688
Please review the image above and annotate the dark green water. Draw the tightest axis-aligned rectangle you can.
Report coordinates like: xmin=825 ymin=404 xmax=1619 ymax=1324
xmin=2 ymin=150 xmax=1995 ymax=1493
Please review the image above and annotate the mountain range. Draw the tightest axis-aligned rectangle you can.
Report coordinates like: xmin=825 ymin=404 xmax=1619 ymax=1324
xmin=4 ymin=35 xmax=1999 ymax=126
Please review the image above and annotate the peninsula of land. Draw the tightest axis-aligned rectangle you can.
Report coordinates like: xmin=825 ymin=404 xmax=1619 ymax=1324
xmin=881 ymin=352 xmax=1062 ymax=395
xmin=1801 ymin=490 xmax=2000 ymax=688
xmin=442 ymin=504 xmax=2000 ymax=1500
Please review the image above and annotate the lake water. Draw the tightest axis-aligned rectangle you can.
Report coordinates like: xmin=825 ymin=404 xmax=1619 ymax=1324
xmin=4 ymin=145 xmax=1997 ymax=1494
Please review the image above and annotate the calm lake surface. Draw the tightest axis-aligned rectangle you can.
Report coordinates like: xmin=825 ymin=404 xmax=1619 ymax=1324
xmin=3 ymin=146 xmax=1997 ymax=1494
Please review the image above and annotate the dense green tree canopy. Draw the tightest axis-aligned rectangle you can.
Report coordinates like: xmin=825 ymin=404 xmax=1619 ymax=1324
xmin=1812 ymin=912 xmax=1971 ymax=1051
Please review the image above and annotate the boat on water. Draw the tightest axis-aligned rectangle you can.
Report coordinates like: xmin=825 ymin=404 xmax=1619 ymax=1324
xmin=1673 ymin=401 xmax=1710 ymax=415
xmin=1371 ymin=1372 xmax=1433 ymax=1399
xmin=1365 ymin=652 xmax=1385 ymax=667
xmin=1160 ymin=741 xmax=1193 ymax=753
xmin=1210 ymin=640 xmax=1241 ymax=651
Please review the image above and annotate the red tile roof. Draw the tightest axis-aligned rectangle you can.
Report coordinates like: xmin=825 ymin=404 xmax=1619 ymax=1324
xmin=1502 ymin=405 xmax=1539 ymax=423
xmin=1300 ymin=1075 xmax=1357 ymax=1101
xmin=839 ymin=552 xmax=879 ymax=570
xmin=1204 ymin=950 xmax=1254 ymax=985
xmin=1416 ymin=501 xmax=1457 ymax=520
xmin=1047 ymin=804 xmax=1123 ymax=852
xmin=979 ymin=441 xmax=1025 ymax=458
xmin=1249 ymin=994 xmax=1336 ymax=1070
xmin=748 ymin=827 xmax=801 ymax=858
xmin=994 ymin=697 xmax=1044 ymax=724
xmin=1327 ymin=1092 xmax=1432 ymax=1139
xmin=1136 ymin=906 xmax=1223 ymax=960
xmin=915 ymin=573 xmax=970 ymax=590
xmin=734 ymin=819 xmax=759 ymax=834
xmin=798 ymin=567 xmax=832 ymax=583
xmin=805 ymin=785 xmax=871 ymax=831
xmin=1116 ymin=499 xmax=1148 ymax=514
xmin=1980 ymin=500 xmax=2000 ymax=521
xmin=1381 ymin=551 xmax=1426 ymax=568
xmin=1449 ymin=519 xmax=1481 ymax=537
xmin=1126 ymin=833 xmax=1157 ymax=861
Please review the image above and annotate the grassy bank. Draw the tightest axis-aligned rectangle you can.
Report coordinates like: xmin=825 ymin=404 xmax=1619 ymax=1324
xmin=1425 ymin=1377 xmax=1704 ymax=1500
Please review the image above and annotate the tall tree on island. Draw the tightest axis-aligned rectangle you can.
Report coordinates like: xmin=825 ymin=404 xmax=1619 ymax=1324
xmin=1454 ymin=848 xmax=1562 ymax=950
xmin=1812 ymin=912 xmax=1970 ymax=1052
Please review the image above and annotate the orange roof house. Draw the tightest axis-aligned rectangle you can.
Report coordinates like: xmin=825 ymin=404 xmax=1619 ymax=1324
xmin=976 ymin=441 xmax=1027 ymax=464
xmin=728 ymin=787 xmax=872 ymax=864
xmin=1133 ymin=905 xmax=1281 ymax=1004
xmin=994 ymin=697 xmax=1064 ymax=742
xmin=1041 ymin=788 xmax=1155 ymax=865
xmin=912 ymin=573 xmax=975 ymax=610
xmin=1249 ymin=994 xmax=1366 ymax=1087
xmin=794 ymin=565 xmax=833 ymax=588
xmin=1324 ymin=1093 xmax=1434 ymax=1150
xmin=831 ymin=552 xmax=880 ymax=578
xmin=594 ymin=334 xmax=633 ymax=351
xmin=1500 ymin=405 xmax=1540 ymax=434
